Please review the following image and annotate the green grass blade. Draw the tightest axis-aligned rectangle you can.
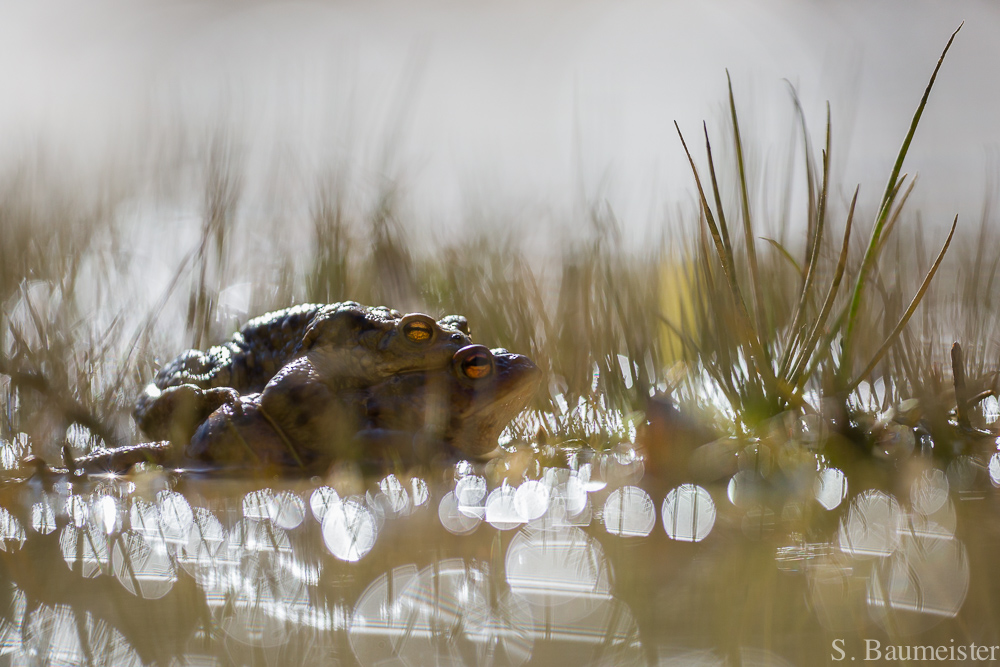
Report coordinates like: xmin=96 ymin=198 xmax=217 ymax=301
xmin=841 ymin=25 xmax=961 ymax=372
xmin=779 ymin=106 xmax=831 ymax=378
xmin=675 ymin=122 xmax=733 ymax=283
xmin=761 ymin=237 xmax=803 ymax=274
xmin=727 ymin=71 xmax=768 ymax=354
xmin=786 ymin=82 xmax=819 ymax=268
xmin=704 ymin=122 xmax=735 ymax=268
xmin=675 ymin=122 xmax=761 ymax=358
xmin=847 ymin=214 xmax=959 ymax=391
xmin=790 ymin=187 xmax=858 ymax=387
xmin=874 ymin=176 xmax=917 ymax=258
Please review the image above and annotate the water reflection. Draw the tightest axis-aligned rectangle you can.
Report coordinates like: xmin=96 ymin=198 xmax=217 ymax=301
xmin=601 ymin=443 xmax=645 ymax=488
xmin=349 ymin=563 xmax=420 ymax=665
xmin=838 ymin=490 xmax=903 ymax=558
xmin=868 ymin=529 xmax=969 ymax=634
xmin=603 ymin=486 xmax=655 ymax=537
xmin=485 ymin=486 xmax=522 ymax=530
xmin=322 ymin=497 xmax=378 ymax=562
xmin=0 ymin=433 xmax=29 ymax=471
xmin=30 ymin=499 xmax=57 ymax=534
xmin=309 ymin=485 xmax=341 ymax=522
xmin=377 ymin=474 xmax=412 ymax=517
xmin=0 ymin=439 xmax=995 ymax=662
xmin=814 ymin=467 xmax=848 ymax=510
xmin=17 ymin=603 xmax=142 ymax=666
xmin=910 ymin=468 xmax=949 ymax=516
xmin=271 ymin=491 xmax=307 ymax=529
xmin=0 ymin=507 xmax=25 ymax=551
xmin=350 ymin=560 xmax=535 ymax=667
xmin=176 ymin=507 xmax=227 ymax=579
xmin=661 ymin=484 xmax=715 ymax=542
xmin=438 ymin=491 xmax=482 ymax=535
xmin=240 ymin=487 xmax=307 ymax=529
xmin=0 ymin=585 xmax=25 ymax=656
xmin=504 ymin=524 xmax=642 ymax=664
xmin=811 ymin=484 xmax=972 ymax=635
xmin=511 ymin=523 xmax=606 ymax=592
xmin=92 ymin=494 xmax=121 ymax=534
xmin=455 ymin=474 xmax=488 ymax=519
xmin=60 ymin=524 xmax=111 ymax=577
xmin=111 ymin=529 xmax=176 ymax=599
xmin=946 ymin=456 xmax=979 ymax=494
xmin=513 ymin=480 xmax=550 ymax=522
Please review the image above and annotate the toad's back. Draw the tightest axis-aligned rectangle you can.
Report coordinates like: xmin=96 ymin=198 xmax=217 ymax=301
xmin=149 ymin=303 xmax=330 ymax=395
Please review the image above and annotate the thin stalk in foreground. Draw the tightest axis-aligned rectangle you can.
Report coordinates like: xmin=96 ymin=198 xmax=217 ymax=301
xmin=789 ymin=187 xmax=859 ymax=389
xmin=704 ymin=123 xmax=735 ymax=271
xmin=847 ymin=214 xmax=958 ymax=391
xmin=842 ymin=24 xmax=962 ymax=371
xmin=675 ymin=122 xmax=780 ymax=404
xmin=779 ymin=106 xmax=831 ymax=378
xmin=727 ymin=71 xmax=768 ymax=356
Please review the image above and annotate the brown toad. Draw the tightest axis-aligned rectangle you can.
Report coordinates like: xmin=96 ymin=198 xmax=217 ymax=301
xmin=134 ymin=302 xmax=472 ymax=445
xmin=76 ymin=345 xmax=541 ymax=473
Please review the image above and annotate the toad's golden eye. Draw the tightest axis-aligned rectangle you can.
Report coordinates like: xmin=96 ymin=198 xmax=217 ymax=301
xmin=456 ymin=345 xmax=494 ymax=380
xmin=401 ymin=315 xmax=435 ymax=343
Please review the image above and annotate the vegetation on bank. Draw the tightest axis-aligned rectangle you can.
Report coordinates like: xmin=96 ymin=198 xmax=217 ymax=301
xmin=0 ymin=25 xmax=995 ymax=478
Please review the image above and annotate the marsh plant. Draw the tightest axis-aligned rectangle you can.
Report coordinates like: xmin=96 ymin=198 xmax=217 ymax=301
xmin=0 ymin=25 xmax=994 ymax=463
xmin=1 ymin=24 xmax=999 ymax=666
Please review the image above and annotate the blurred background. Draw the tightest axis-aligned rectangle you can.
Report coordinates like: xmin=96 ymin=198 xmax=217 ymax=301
xmin=0 ymin=0 xmax=997 ymax=238
xmin=4 ymin=3 xmax=1000 ymax=664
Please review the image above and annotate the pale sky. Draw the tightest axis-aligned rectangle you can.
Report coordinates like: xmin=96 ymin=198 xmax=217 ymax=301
xmin=0 ymin=0 xmax=997 ymax=240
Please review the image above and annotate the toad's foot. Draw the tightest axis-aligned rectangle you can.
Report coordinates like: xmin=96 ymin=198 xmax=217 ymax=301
xmin=134 ymin=384 xmax=242 ymax=444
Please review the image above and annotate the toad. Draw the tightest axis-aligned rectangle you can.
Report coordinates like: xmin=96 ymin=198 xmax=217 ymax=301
xmin=71 ymin=345 xmax=541 ymax=473
xmin=135 ymin=302 xmax=472 ymax=445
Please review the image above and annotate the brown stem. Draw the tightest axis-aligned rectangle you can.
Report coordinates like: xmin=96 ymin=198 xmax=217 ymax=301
xmin=952 ymin=342 xmax=970 ymax=430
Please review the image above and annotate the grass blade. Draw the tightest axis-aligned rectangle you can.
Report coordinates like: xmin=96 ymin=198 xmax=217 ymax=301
xmin=847 ymin=214 xmax=959 ymax=391
xmin=842 ymin=24 xmax=962 ymax=370
xmin=727 ymin=71 xmax=768 ymax=353
xmin=676 ymin=120 xmax=780 ymax=411
xmin=874 ymin=176 xmax=917 ymax=259
xmin=790 ymin=187 xmax=859 ymax=387
xmin=704 ymin=122 xmax=735 ymax=269
xmin=675 ymin=122 xmax=734 ymax=285
xmin=786 ymin=83 xmax=819 ymax=264
xmin=780 ymin=106 xmax=832 ymax=377
xmin=761 ymin=237 xmax=802 ymax=275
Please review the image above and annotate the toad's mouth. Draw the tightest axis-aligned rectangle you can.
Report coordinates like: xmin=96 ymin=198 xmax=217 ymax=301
xmin=460 ymin=354 xmax=543 ymax=419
